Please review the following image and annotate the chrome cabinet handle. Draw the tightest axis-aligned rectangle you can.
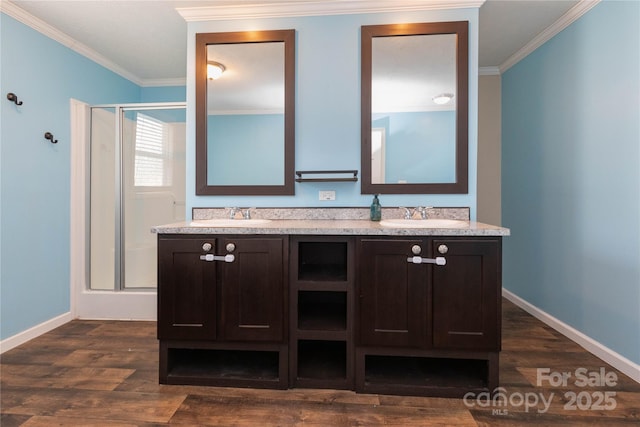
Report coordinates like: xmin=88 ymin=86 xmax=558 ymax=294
xmin=200 ymin=254 xmax=235 ymax=263
xmin=407 ymin=256 xmax=446 ymax=266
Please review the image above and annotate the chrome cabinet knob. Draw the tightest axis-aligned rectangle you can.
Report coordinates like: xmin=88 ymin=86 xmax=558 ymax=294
xmin=411 ymin=245 xmax=422 ymax=255
xmin=438 ymin=244 xmax=449 ymax=254
xmin=202 ymin=243 xmax=212 ymax=252
xmin=226 ymin=243 xmax=236 ymax=252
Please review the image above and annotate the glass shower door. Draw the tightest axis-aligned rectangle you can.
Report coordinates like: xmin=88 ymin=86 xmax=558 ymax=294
xmin=89 ymin=104 xmax=186 ymax=291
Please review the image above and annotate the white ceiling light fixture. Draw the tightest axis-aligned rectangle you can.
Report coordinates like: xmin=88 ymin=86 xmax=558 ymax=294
xmin=207 ymin=61 xmax=226 ymax=80
xmin=432 ymin=93 xmax=454 ymax=105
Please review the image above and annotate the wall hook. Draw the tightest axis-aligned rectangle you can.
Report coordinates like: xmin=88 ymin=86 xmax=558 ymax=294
xmin=7 ymin=93 xmax=23 ymax=105
xmin=44 ymin=132 xmax=58 ymax=144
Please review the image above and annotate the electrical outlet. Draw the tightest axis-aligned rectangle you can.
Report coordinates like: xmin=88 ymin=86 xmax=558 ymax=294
xmin=319 ymin=190 xmax=336 ymax=201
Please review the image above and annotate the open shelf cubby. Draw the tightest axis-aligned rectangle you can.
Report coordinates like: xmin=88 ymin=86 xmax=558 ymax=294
xmin=297 ymin=241 xmax=348 ymax=282
xmin=298 ymin=291 xmax=347 ymax=331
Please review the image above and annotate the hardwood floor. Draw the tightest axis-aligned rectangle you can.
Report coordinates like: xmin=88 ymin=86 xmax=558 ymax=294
xmin=2 ymin=299 xmax=639 ymax=426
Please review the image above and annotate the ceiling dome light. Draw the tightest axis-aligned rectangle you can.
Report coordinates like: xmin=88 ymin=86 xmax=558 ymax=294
xmin=432 ymin=93 xmax=454 ymax=105
xmin=207 ymin=61 xmax=226 ymax=80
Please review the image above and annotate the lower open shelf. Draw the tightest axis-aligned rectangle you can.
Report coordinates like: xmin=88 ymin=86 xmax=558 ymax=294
xmin=297 ymin=340 xmax=346 ymax=379
xmin=168 ymin=348 xmax=278 ymax=379
xmin=365 ymin=355 xmax=487 ymax=387
xmin=160 ymin=343 xmax=288 ymax=389
xmin=292 ymin=340 xmax=352 ymax=389
xmin=356 ymin=350 xmax=496 ymax=397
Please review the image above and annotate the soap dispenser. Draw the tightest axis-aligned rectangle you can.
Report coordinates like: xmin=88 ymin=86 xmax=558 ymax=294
xmin=370 ymin=194 xmax=382 ymax=221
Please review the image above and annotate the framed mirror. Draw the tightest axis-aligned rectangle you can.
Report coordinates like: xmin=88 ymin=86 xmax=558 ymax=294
xmin=196 ymin=29 xmax=295 ymax=195
xmin=361 ymin=21 xmax=468 ymax=194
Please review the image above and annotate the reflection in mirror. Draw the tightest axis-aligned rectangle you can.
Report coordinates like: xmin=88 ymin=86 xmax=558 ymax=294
xmin=206 ymin=42 xmax=284 ymax=186
xmin=196 ymin=30 xmax=295 ymax=195
xmin=361 ymin=22 xmax=468 ymax=194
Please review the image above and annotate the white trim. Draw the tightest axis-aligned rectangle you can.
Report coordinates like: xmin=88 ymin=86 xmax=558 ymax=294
xmin=92 ymin=102 xmax=187 ymax=110
xmin=503 ymin=288 xmax=640 ymax=384
xmin=499 ymin=0 xmax=601 ymax=73
xmin=177 ymin=0 xmax=485 ymax=21
xmin=0 ymin=312 xmax=73 ymax=354
xmin=479 ymin=66 xmax=500 ymax=76
xmin=140 ymin=78 xmax=187 ymax=88
xmin=75 ymin=291 xmax=156 ymax=321
xmin=70 ymin=98 xmax=90 ymax=319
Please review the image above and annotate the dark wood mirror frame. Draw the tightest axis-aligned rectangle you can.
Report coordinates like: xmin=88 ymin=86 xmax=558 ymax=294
xmin=361 ymin=21 xmax=469 ymax=195
xmin=195 ymin=29 xmax=295 ymax=195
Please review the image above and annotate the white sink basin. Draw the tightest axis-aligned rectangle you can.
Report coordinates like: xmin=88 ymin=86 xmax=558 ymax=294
xmin=190 ymin=219 xmax=272 ymax=227
xmin=379 ymin=219 xmax=467 ymax=228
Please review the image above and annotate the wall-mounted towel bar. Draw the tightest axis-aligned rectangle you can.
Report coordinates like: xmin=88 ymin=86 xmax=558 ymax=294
xmin=295 ymin=170 xmax=358 ymax=183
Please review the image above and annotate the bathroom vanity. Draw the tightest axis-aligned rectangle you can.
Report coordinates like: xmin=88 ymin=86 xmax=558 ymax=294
xmin=153 ymin=209 xmax=509 ymax=397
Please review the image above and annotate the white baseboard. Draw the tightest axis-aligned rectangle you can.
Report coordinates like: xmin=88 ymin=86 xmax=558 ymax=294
xmin=74 ymin=290 xmax=157 ymax=321
xmin=0 ymin=312 xmax=73 ymax=354
xmin=503 ymin=288 xmax=640 ymax=384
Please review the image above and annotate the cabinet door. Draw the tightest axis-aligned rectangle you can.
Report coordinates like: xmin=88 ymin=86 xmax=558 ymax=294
xmin=357 ymin=238 xmax=430 ymax=348
xmin=432 ymin=239 xmax=501 ymax=350
xmin=220 ymin=237 xmax=286 ymax=342
xmin=157 ymin=237 xmax=217 ymax=340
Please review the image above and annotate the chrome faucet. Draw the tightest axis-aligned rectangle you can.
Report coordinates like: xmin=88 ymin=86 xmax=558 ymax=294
xmin=400 ymin=207 xmax=413 ymax=219
xmin=415 ymin=206 xmax=429 ymax=219
xmin=242 ymin=208 xmax=255 ymax=219
xmin=228 ymin=207 xmax=254 ymax=219
xmin=229 ymin=207 xmax=240 ymax=219
xmin=399 ymin=206 xmax=431 ymax=219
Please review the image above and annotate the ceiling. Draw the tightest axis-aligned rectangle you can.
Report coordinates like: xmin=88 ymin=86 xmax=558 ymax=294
xmin=5 ymin=0 xmax=583 ymax=86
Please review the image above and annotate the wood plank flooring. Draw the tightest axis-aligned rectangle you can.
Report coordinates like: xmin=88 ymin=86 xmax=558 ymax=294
xmin=2 ymin=299 xmax=639 ymax=426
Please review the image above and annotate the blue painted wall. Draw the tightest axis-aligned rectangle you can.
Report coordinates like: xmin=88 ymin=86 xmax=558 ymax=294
xmin=207 ymin=114 xmax=284 ymax=185
xmin=187 ymin=9 xmax=479 ymax=213
xmin=373 ymin=111 xmax=456 ymax=183
xmin=502 ymin=0 xmax=640 ymax=364
xmin=0 ymin=14 xmax=183 ymax=340
xmin=140 ymin=85 xmax=186 ymax=103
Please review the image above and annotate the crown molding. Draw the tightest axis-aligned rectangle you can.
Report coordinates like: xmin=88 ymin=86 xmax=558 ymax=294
xmin=479 ymin=66 xmax=500 ymax=76
xmin=177 ymin=0 xmax=485 ymax=21
xmin=140 ymin=78 xmax=187 ymax=88
xmin=1 ymin=1 xmax=144 ymax=86
xmin=499 ymin=0 xmax=600 ymax=73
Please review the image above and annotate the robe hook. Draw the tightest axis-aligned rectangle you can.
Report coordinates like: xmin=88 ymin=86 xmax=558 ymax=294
xmin=7 ymin=93 xmax=23 ymax=105
xmin=44 ymin=132 xmax=58 ymax=144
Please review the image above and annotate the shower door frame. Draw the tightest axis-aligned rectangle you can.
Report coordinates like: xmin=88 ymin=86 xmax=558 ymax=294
xmin=70 ymin=99 xmax=187 ymax=320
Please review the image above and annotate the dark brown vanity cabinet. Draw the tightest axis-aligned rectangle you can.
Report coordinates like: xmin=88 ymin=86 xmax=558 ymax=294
xmin=157 ymin=232 xmax=502 ymax=396
xmin=355 ymin=236 xmax=502 ymax=396
xmin=157 ymin=234 xmax=288 ymax=388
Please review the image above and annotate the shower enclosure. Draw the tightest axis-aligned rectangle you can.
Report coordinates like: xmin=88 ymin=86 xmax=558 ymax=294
xmin=89 ymin=103 xmax=186 ymax=291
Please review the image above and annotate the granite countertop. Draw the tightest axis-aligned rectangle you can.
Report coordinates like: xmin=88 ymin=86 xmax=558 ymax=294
xmin=152 ymin=208 xmax=510 ymax=237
